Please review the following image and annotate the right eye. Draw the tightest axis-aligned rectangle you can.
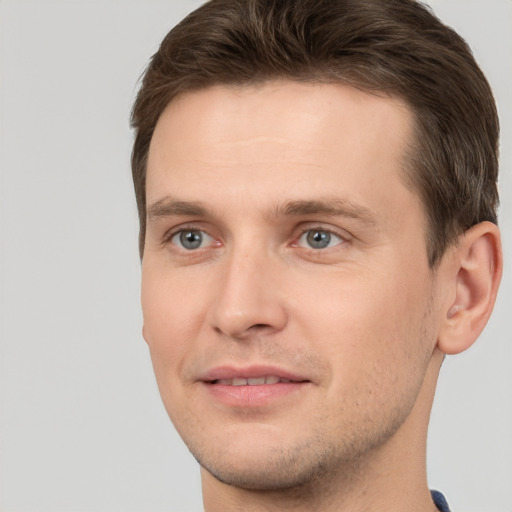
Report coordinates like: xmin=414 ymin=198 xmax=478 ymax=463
xmin=170 ymin=229 xmax=214 ymax=250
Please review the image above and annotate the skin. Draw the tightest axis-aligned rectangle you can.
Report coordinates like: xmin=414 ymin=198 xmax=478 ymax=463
xmin=141 ymin=81 xmax=502 ymax=512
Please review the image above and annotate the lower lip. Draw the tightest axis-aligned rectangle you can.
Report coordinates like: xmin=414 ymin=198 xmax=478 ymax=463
xmin=203 ymin=382 xmax=309 ymax=408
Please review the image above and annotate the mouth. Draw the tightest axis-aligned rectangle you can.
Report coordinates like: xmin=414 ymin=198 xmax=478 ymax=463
xmin=200 ymin=366 xmax=311 ymax=407
xmin=209 ymin=376 xmax=299 ymax=386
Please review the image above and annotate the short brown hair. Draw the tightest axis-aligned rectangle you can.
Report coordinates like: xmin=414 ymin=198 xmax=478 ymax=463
xmin=131 ymin=0 xmax=499 ymax=265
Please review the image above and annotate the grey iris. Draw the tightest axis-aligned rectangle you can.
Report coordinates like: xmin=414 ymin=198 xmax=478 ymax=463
xmin=307 ymin=230 xmax=331 ymax=249
xmin=180 ymin=230 xmax=202 ymax=249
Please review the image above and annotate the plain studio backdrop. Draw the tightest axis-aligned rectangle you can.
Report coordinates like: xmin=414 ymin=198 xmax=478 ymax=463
xmin=0 ymin=1 xmax=510 ymax=511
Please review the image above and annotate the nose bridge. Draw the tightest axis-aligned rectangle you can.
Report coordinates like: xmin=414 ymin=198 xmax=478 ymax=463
xmin=209 ymin=239 xmax=287 ymax=339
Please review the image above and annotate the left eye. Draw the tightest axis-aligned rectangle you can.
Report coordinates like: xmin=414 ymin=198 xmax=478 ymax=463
xmin=171 ymin=229 xmax=213 ymax=250
xmin=297 ymin=229 xmax=344 ymax=249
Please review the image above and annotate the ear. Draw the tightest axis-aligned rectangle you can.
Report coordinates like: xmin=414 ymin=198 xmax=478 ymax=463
xmin=437 ymin=221 xmax=502 ymax=355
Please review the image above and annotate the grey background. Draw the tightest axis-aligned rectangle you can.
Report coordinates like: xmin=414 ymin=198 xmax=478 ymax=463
xmin=0 ymin=1 xmax=510 ymax=511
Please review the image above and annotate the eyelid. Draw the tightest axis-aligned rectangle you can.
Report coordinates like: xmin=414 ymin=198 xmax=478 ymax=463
xmin=171 ymin=229 xmax=214 ymax=250
xmin=162 ymin=223 xmax=220 ymax=248
xmin=297 ymin=230 xmax=344 ymax=249
xmin=160 ymin=221 xmax=352 ymax=253
xmin=292 ymin=224 xmax=352 ymax=247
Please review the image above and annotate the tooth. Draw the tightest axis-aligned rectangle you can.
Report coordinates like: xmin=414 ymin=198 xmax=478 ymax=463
xmin=213 ymin=376 xmax=296 ymax=386
xmin=247 ymin=377 xmax=266 ymax=385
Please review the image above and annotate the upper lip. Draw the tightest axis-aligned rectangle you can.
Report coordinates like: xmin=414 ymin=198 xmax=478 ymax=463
xmin=199 ymin=365 xmax=309 ymax=383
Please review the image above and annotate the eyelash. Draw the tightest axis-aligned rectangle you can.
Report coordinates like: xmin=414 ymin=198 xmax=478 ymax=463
xmin=163 ymin=224 xmax=217 ymax=249
xmin=294 ymin=227 xmax=348 ymax=250
xmin=163 ymin=224 xmax=351 ymax=253
xmin=169 ymin=229 xmax=216 ymax=251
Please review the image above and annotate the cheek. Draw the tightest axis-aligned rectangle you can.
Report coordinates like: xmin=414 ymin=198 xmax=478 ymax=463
xmin=141 ymin=263 xmax=208 ymax=387
xmin=292 ymin=266 xmax=434 ymax=387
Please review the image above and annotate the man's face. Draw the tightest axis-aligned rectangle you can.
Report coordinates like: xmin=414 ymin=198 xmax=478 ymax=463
xmin=142 ymin=81 xmax=442 ymax=490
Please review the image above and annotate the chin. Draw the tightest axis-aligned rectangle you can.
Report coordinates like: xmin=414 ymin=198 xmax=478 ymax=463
xmin=197 ymin=444 xmax=333 ymax=491
xmin=187 ymin=420 xmax=369 ymax=493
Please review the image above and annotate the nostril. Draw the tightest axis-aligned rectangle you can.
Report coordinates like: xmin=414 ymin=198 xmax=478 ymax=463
xmin=246 ymin=323 xmax=275 ymax=334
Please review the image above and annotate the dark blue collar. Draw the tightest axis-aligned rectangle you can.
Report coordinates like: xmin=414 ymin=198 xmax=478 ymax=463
xmin=431 ymin=490 xmax=451 ymax=512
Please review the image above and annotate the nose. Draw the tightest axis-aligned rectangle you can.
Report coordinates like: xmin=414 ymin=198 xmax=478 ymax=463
xmin=208 ymin=247 xmax=288 ymax=340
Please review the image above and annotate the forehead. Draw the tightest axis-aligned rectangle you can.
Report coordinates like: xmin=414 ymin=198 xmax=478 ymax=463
xmin=146 ymin=80 xmax=417 ymax=225
xmin=149 ymin=80 xmax=413 ymax=163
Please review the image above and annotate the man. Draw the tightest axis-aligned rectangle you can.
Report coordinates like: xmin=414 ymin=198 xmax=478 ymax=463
xmin=130 ymin=1 xmax=502 ymax=510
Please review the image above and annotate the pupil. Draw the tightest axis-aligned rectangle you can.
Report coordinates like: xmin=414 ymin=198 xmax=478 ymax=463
xmin=307 ymin=230 xmax=330 ymax=249
xmin=180 ymin=230 xmax=202 ymax=249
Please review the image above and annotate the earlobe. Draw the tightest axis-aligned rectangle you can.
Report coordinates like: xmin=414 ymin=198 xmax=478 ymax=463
xmin=437 ymin=222 xmax=502 ymax=355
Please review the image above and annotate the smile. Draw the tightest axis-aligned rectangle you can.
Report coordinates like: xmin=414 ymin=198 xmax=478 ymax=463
xmin=200 ymin=367 xmax=310 ymax=407
xmin=211 ymin=376 xmax=294 ymax=386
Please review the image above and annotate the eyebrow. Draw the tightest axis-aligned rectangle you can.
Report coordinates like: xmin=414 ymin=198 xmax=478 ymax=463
xmin=278 ymin=198 xmax=378 ymax=226
xmin=146 ymin=196 xmax=378 ymax=227
xmin=147 ymin=197 xmax=208 ymax=220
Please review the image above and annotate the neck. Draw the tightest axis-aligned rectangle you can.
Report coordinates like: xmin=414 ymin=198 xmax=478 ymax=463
xmin=201 ymin=350 xmax=444 ymax=512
